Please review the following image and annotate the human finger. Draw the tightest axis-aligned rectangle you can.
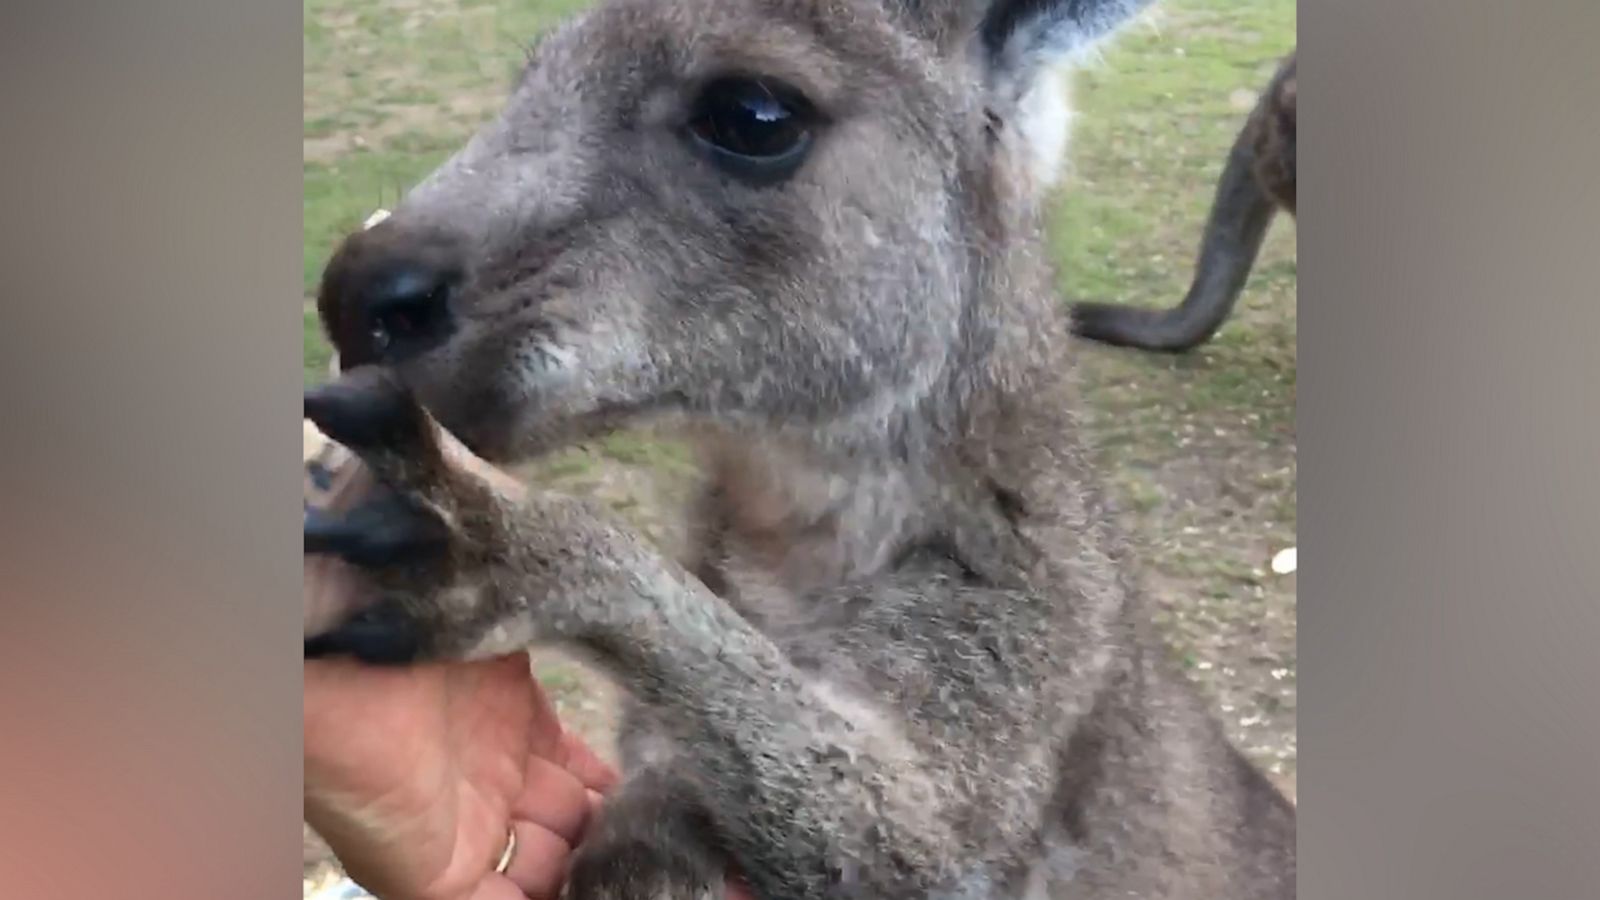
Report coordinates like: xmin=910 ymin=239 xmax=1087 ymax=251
xmin=554 ymin=729 xmax=620 ymax=794
xmin=466 ymin=872 xmax=529 ymax=900
xmin=499 ymin=819 xmax=572 ymax=900
xmin=512 ymin=755 xmax=592 ymax=846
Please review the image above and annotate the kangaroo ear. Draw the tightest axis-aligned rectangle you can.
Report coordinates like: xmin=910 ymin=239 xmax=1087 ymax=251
xmin=896 ymin=0 xmax=1152 ymax=98
xmin=980 ymin=0 xmax=1151 ymax=71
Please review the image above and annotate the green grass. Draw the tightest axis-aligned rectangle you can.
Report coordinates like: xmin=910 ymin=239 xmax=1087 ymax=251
xmin=304 ymin=306 xmax=332 ymax=383
xmin=302 ymin=0 xmax=590 ymax=299
xmin=1052 ymin=0 xmax=1296 ymax=439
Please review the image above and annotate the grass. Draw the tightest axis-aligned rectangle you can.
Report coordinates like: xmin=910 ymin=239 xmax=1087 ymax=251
xmin=1056 ymin=0 xmax=1296 ymax=442
xmin=302 ymin=0 xmax=1297 ymax=789
xmin=304 ymin=306 xmax=332 ymax=382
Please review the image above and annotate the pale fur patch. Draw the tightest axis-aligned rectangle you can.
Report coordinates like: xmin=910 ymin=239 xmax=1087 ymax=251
xmin=1019 ymin=825 xmax=1085 ymax=900
xmin=461 ymin=590 xmax=539 ymax=660
xmin=809 ymin=679 xmax=912 ymax=754
xmin=1014 ymin=65 xmax=1076 ymax=195
xmin=1007 ymin=5 xmax=1165 ymax=200
xmin=532 ymin=339 xmax=579 ymax=373
xmin=511 ymin=318 xmax=654 ymax=409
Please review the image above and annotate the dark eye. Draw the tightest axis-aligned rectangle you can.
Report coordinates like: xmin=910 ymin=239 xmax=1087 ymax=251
xmin=687 ymin=76 xmax=816 ymax=184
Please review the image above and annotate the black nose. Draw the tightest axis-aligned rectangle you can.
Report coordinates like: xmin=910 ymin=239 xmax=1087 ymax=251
xmin=317 ymin=225 xmax=462 ymax=368
xmin=363 ymin=261 xmax=457 ymax=360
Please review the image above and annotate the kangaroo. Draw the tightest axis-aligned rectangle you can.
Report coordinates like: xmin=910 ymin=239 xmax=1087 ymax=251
xmin=1070 ymin=48 xmax=1297 ymax=352
xmin=304 ymin=1 xmax=1296 ymax=898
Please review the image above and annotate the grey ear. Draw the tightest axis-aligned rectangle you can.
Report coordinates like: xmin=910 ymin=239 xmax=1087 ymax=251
xmin=978 ymin=0 xmax=1152 ymax=87
xmin=890 ymin=0 xmax=1150 ymax=99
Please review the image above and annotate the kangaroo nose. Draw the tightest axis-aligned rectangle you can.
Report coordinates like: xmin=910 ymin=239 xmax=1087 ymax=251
xmin=317 ymin=224 xmax=462 ymax=368
xmin=364 ymin=262 xmax=455 ymax=356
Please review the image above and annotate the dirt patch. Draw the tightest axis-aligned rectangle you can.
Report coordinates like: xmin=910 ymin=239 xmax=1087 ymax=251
xmin=1113 ymin=425 xmax=1298 ymax=790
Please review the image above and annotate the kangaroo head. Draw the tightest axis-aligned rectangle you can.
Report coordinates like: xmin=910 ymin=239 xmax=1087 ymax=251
xmin=317 ymin=0 xmax=1150 ymax=460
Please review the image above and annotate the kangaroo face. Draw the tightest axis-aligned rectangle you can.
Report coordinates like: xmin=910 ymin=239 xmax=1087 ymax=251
xmin=315 ymin=0 xmax=1149 ymax=460
xmin=318 ymin=0 xmax=990 ymax=461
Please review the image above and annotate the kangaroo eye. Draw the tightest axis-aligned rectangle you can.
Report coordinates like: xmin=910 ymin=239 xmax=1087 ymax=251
xmin=687 ymin=76 xmax=816 ymax=185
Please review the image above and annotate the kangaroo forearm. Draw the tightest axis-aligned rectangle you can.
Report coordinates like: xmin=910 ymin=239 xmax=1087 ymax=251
xmin=549 ymin=572 xmax=1080 ymax=896
xmin=496 ymin=534 xmax=970 ymax=896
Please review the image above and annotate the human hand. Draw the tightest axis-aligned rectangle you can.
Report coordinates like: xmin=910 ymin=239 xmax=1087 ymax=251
xmin=305 ymin=653 xmax=617 ymax=900
xmin=305 ymin=422 xmax=617 ymax=900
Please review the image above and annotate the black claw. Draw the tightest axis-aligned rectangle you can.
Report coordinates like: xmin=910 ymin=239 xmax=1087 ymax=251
xmin=304 ymin=493 xmax=449 ymax=568
xmin=304 ymin=602 xmax=424 ymax=665
xmin=304 ymin=367 xmax=429 ymax=454
xmin=303 ymin=506 xmax=355 ymax=556
xmin=306 ymin=459 xmax=335 ymax=492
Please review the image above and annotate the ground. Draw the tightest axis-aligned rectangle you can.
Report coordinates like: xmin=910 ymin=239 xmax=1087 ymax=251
xmin=303 ymin=0 xmax=1296 ymax=891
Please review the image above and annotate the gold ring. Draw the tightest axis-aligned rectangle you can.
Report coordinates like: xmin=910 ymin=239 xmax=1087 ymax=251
xmin=493 ymin=826 xmax=518 ymax=875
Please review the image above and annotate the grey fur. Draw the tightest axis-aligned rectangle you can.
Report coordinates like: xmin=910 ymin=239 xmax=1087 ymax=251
xmin=307 ymin=1 xmax=1296 ymax=897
